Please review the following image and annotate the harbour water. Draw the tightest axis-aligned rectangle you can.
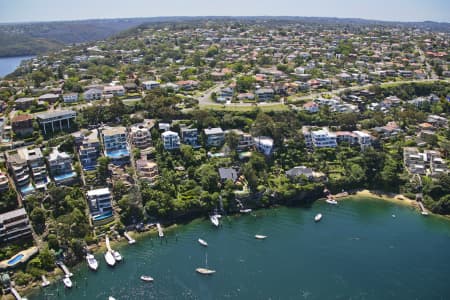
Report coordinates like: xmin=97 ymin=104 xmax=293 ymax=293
xmin=30 ymin=197 xmax=450 ymax=299
xmin=0 ymin=55 xmax=34 ymax=77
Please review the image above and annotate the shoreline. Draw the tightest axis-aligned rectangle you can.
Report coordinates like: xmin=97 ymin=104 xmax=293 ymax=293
xmin=18 ymin=191 xmax=445 ymax=298
xmin=347 ymin=189 xmax=419 ymax=208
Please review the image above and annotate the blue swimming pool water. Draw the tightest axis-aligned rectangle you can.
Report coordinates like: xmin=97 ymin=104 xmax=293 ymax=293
xmin=92 ymin=211 xmax=113 ymax=221
xmin=106 ymin=149 xmax=129 ymax=159
xmin=7 ymin=254 xmax=24 ymax=265
xmin=20 ymin=184 xmax=35 ymax=194
xmin=54 ymin=172 xmax=76 ymax=181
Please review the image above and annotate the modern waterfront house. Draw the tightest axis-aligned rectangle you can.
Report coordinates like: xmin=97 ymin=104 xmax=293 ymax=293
xmin=129 ymin=120 xmax=154 ymax=150
xmin=47 ymin=148 xmax=77 ymax=186
xmin=0 ymin=208 xmax=33 ymax=244
xmin=180 ymin=127 xmax=199 ymax=147
xmin=86 ymin=188 xmax=113 ymax=223
xmin=204 ymin=127 xmax=225 ymax=147
xmin=254 ymin=136 xmax=274 ymax=156
xmin=21 ymin=147 xmax=49 ymax=190
xmin=303 ymin=127 xmax=337 ymax=148
xmin=79 ymin=130 xmax=101 ymax=171
xmin=36 ymin=110 xmax=76 ymax=135
xmin=5 ymin=149 xmax=35 ymax=196
xmin=226 ymin=129 xmax=254 ymax=151
xmin=0 ymin=171 xmax=9 ymax=192
xmin=161 ymin=131 xmax=180 ymax=150
xmin=101 ymin=126 xmax=130 ymax=166
xmin=136 ymin=158 xmax=159 ymax=183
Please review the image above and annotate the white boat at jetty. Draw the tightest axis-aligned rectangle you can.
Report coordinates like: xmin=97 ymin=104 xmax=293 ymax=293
xmin=41 ymin=275 xmax=50 ymax=287
xmin=140 ymin=275 xmax=154 ymax=282
xmin=124 ymin=232 xmax=136 ymax=244
xmin=196 ymin=268 xmax=216 ymax=275
xmin=326 ymin=198 xmax=338 ymax=205
xmin=86 ymin=253 xmax=99 ymax=271
xmin=109 ymin=297 xmax=116 ymax=300
xmin=210 ymin=215 xmax=220 ymax=227
xmin=255 ymin=235 xmax=267 ymax=240
xmin=104 ymin=251 xmax=116 ymax=267
xmin=62 ymin=275 xmax=72 ymax=288
xmin=240 ymin=208 xmax=252 ymax=213
xmin=112 ymin=250 xmax=122 ymax=262
xmin=157 ymin=223 xmax=164 ymax=238
xmin=314 ymin=213 xmax=322 ymax=222
xmin=198 ymin=238 xmax=208 ymax=247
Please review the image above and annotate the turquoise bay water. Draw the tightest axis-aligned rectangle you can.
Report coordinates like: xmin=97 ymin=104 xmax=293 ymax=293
xmin=31 ymin=197 xmax=450 ymax=300
xmin=0 ymin=56 xmax=34 ymax=77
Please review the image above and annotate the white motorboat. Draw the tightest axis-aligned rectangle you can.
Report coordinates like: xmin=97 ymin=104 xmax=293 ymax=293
xmin=140 ymin=275 xmax=154 ymax=282
xmin=392 ymin=214 xmax=396 ymax=218
xmin=124 ymin=232 xmax=136 ymax=244
xmin=196 ymin=268 xmax=216 ymax=275
xmin=86 ymin=253 xmax=99 ymax=271
xmin=326 ymin=199 xmax=338 ymax=205
xmin=109 ymin=297 xmax=116 ymax=300
xmin=240 ymin=208 xmax=252 ymax=213
xmin=421 ymin=211 xmax=429 ymax=216
xmin=254 ymin=235 xmax=267 ymax=240
xmin=210 ymin=215 xmax=220 ymax=227
xmin=104 ymin=251 xmax=116 ymax=267
xmin=112 ymin=250 xmax=122 ymax=262
xmin=198 ymin=238 xmax=208 ymax=247
xmin=314 ymin=213 xmax=322 ymax=222
xmin=41 ymin=275 xmax=50 ymax=287
xmin=62 ymin=275 xmax=72 ymax=288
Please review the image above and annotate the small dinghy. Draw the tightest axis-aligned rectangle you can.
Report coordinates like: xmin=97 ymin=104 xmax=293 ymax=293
xmin=140 ymin=275 xmax=154 ymax=282
xmin=254 ymin=235 xmax=267 ymax=240
xmin=198 ymin=238 xmax=208 ymax=247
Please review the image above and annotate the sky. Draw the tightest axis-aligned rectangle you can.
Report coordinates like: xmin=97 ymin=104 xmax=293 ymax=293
xmin=0 ymin=0 xmax=449 ymax=23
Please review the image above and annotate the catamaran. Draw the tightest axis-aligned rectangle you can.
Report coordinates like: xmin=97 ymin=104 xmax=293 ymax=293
xmin=104 ymin=251 xmax=116 ymax=267
xmin=86 ymin=253 xmax=99 ymax=271
xmin=198 ymin=238 xmax=208 ymax=247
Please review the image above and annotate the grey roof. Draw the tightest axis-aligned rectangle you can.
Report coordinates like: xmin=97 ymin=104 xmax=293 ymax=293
xmin=286 ymin=166 xmax=313 ymax=178
xmin=0 ymin=208 xmax=28 ymax=223
xmin=218 ymin=167 xmax=238 ymax=181
xmin=204 ymin=127 xmax=223 ymax=135
xmin=36 ymin=110 xmax=76 ymax=120
xmin=15 ymin=97 xmax=35 ymax=103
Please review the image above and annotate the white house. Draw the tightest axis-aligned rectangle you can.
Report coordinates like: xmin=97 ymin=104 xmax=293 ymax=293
xmin=142 ymin=81 xmax=160 ymax=90
xmin=62 ymin=93 xmax=79 ymax=103
xmin=162 ymin=131 xmax=180 ymax=150
xmin=254 ymin=136 xmax=274 ymax=156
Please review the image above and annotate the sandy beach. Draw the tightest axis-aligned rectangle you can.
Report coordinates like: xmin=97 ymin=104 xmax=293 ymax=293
xmin=344 ymin=189 xmax=419 ymax=209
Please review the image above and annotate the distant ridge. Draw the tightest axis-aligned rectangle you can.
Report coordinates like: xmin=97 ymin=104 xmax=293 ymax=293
xmin=0 ymin=16 xmax=449 ymax=58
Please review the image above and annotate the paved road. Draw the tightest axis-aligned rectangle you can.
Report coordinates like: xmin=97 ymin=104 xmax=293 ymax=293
xmin=198 ymin=78 xmax=449 ymax=108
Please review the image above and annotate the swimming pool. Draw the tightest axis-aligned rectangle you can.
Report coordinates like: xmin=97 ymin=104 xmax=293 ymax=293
xmin=7 ymin=254 xmax=24 ymax=266
xmin=54 ymin=171 xmax=77 ymax=182
xmin=20 ymin=184 xmax=35 ymax=194
xmin=106 ymin=149 xmax=129 ymax=159
xmin=92 ymin=211 xmax=113 ymax=221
